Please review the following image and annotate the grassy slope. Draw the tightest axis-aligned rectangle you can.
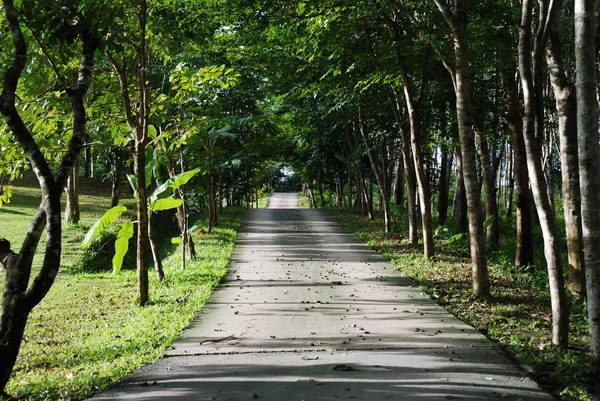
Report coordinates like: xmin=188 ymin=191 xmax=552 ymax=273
xmin=0 ymin=174 xmax=244 ymax=401
xmin=328 ymin=206 xmax=597 ymax=401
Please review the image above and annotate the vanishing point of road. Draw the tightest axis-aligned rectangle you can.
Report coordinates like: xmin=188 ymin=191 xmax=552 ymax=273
xmin=91 ymin=193 xmax=554 ymax=401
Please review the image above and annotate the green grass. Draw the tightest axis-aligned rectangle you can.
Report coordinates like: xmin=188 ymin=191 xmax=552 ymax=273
xmin=331 ymin=207 xmax=599 ymax=401
xmin=0 ymin=174 xmax=244 ymax=401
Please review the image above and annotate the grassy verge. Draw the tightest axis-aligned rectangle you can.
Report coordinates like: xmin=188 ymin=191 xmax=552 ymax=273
xmin=0 ymin=175 xmax=244 ymax=401
xmin=331 ymin=207 xmax=598 ymax=401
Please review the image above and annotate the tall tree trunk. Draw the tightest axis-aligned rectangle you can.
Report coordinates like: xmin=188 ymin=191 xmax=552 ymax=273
xmin=64 ymin=160 xmax=80 ymax=224
xmin=394 ymin=158 xmax=405 ymax=207
xmin=452 ymin=147 xmax=468 ymax=234
xmin=546 ymin=29 xmax=586 ymax=297
xmin=84 ymin=146 xmax=92 ymax=178
xmin=438 ymin=147 xmax=452 ymax=226
xmin=501 ymin=65 xmax=534 ymax=267
xmin=134 ymin=141 xmax=150 ymax=304
xmin=575 ymin=0 xmax=600 ymax=365
xmin=505 ymin=142 xmax=515 ymax=217
xmin=434 ymin=0 xmax=489 ymax=297
xmin=404 ymin=90 xmax=434 ymax=257
xmin=208 ymin=171 xmax=217 ymax=232
xmin=357 ymin=112 xmax=392 ymax=233
xmin=476 ymin=130 xmax=499 ymax=251
xmin=519 ymin=0 xmax=568 ymax=347
xmin=110 ymin=148 xmax=123 ymax=208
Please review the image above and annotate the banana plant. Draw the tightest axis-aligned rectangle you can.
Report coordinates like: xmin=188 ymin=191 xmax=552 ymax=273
xmin=83 ymin=168 xmax=200 ymax=277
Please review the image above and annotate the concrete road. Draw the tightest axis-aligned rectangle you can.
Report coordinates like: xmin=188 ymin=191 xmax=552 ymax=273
xmin=90 ymin=193 xmax=554 ymax=401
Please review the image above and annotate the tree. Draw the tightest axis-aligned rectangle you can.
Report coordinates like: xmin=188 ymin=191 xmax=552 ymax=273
xmin=433 ymin=0 xmax=490 ymax=297
xmin=0 ymin=0 xmax=99 ymax=394
xmin=106 ymin=0 xmax=152 ymax=305
xmin=518 ymin=0 xmax=569 ymax=347
xmin=574 ymin=0 xmax=600 ymax=365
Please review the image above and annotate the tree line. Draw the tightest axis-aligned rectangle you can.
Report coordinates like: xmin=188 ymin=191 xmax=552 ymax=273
xmin=1 ymin=0 xmax=600 ymax=397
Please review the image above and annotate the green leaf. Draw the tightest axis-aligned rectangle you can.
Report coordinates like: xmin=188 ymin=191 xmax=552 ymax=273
xmin=112 ymin=221 xmax=134 ymax=274
xmin=443 ymin=233 xmax=464 ymax=245
xmin=483 ymin=215 xmax=495 ymax=230
xmin=149 ymin=168 xmax=201 ymax=204
xmin=82 ymin=206 xmax=127 ymax=248
xmin=150 ymin=196 xmax=183 ymax=212
xmin=171 ymin=237 xmax=182 ymax=244
xmin=126 ymin=174 xmax=138 ymax=198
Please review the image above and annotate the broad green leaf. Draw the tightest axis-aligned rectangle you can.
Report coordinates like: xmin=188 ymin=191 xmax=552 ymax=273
xmin=483 ymin=215 xmax=495 ymax=230
xmin=171 ymin=237 xmax=182 ymax=244
xmin=148 ymin=125 xmax=157 ymax=138
xmin=444 ymin=233 xmax=464 ymax=245
xmin=112 ymin=221 xmax=134 ymax=274
xmin=149 ymin=168 xmax=201 ymax=204
xmin=82 ymin=206 xmax=127 ymax=248
xmin=150 ymin=197 xmax=183 ymax=212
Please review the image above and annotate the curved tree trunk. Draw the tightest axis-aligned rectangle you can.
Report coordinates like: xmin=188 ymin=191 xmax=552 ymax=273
xmin=0 ymin=7 xmax=98 ymax=393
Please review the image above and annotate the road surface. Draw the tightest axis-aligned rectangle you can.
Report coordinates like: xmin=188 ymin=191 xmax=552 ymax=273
xmin=90 ymin=193 xmax=553 ymax=401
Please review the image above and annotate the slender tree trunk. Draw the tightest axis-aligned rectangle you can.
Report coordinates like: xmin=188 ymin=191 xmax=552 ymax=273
xmin=403 ymin=89 xmax=434 ymax=257
xmin=452 ymin=146 xmax=468 ymax=234
xmin=148 ymin=215 xmax=164 ymax=281
xmin=519 ymin=0 xmax=568 ymax=347
xmin=501 ymin=64 xmax=534 ymax=267
xmin=547 ymin=29 xmax=586 ymax=297
xmin=84 ymin=146 xmax=92 ymax=178
xmin=394 ymin=158 xmax=405 ymax=207
xmin=357 ymin=111 xmax=392 ymax=233
xmin=505 ymin=142 xmax=515 ymax=217
xmin=575 ymin=0 xmax=600 ymax=364
xmin=434 ymin=0 xmax=489 ymax=297
xmin=134 ymin=142 xmax=150 ymax=304
xmin=438 ymin=148 xmax=452 ymax=226
xmin=110 ymin=148 xmax=122 ymax=208
xmin=64 ymin=160 xmax=80 ymax=224
xmin=476 ymin=130 xmax=499 ymax=251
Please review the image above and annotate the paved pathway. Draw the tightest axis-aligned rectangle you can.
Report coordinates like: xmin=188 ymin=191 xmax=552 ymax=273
xmin=91 ymin=193 xmax=553 ymax=401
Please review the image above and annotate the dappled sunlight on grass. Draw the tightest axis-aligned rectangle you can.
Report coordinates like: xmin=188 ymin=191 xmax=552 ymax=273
xmin=0 ymin=174 xmax=245 ymax=401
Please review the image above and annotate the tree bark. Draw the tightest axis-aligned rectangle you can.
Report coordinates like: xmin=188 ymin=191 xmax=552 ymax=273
xmin=434 ymin=0 xmax=489 ymax=297
xmin=110 ymin=148 xmax=123 ymax=208
xmin=546 ymin=28 xmax=586 ymax=297
xmin=475 ymin=129 xmax=499 ymax=251
xmin=394 ymin=157 xmax=404 ymax=207
xmin=64 ymin=160 xmax=80 ymax=224
xmin=437 ymin=146 xmax=452 ymax=226
xmin=501 ymin=65 xmax=534 ymax=267
xmin=575 ymin=0 xmax=600 ymax=364
xmin=518 ymin=0 xmax=568 ymax=347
